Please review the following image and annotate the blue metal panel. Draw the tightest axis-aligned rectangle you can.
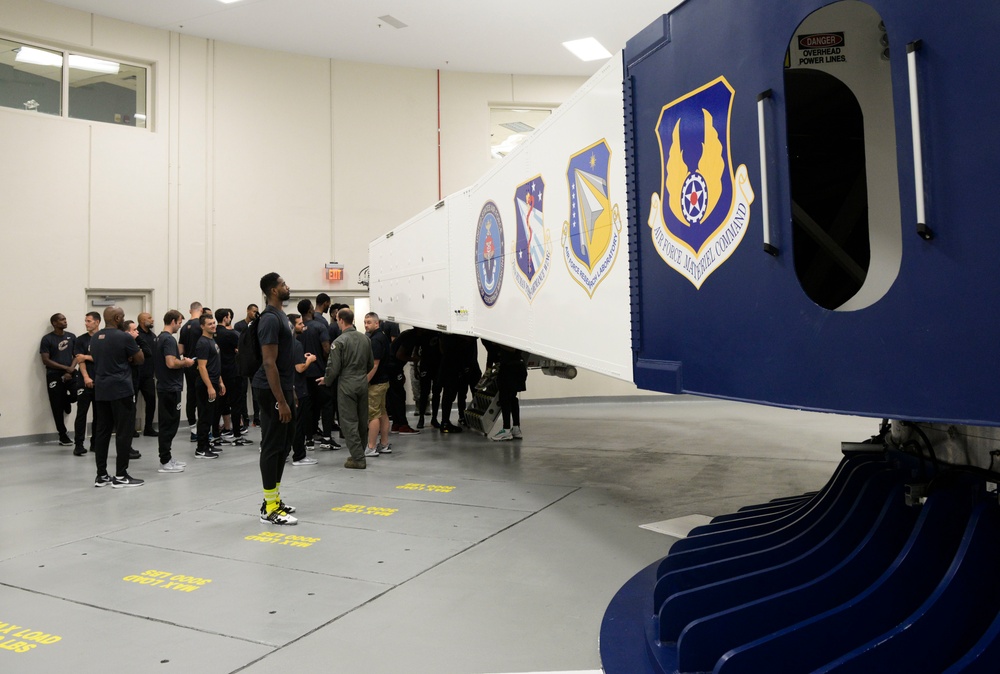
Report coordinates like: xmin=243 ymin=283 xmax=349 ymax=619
xmin=625 ymin=0 xmax=1000 ymax=425
xmin=715 ymin=471 xmax=982 ymax=673
xmin=815 ymin=502 xmax=1000 ymax=673
xmin=677 ymin=481 xmax=916 ymax=672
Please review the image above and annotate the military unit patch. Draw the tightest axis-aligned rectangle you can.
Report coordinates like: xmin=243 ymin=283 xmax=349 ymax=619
xmin=475 ymin=200 xmax=505 ymax=307
xmin=561 ymin=139 xmax=622 ymax=297
xmin=647 ymin=76 xmax=755 ymax=289
xmin=511 ymin=176 xmax=552 ymax=302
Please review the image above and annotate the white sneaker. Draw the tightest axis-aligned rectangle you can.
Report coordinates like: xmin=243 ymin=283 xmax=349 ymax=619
xmin=511 ymin=426 xmax=522 ymax=439
xmin=158 ymin=459 xmax=185 ymax=473
xmin=491 ymin=428 xmax=513 ymax=442
xmin=364 ymin=446 xmax=380 ymax=457
xmin=292 ymin=456 xmax=318 ymax=466
xmin=378 ymin=442 xmax=392 ymax=454
xmin=260 ymin=508 xmax=297 ymax=525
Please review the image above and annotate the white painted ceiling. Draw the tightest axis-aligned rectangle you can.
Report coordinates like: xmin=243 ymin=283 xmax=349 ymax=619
xmin=44 ymin=0 xmax=683 ymax=77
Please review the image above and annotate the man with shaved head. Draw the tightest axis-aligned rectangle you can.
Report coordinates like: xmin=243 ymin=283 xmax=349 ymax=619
xmin=90 ymin=306 xmax=145 ymax=488
xmin=135 ymin=312 xmax=158 ymax=437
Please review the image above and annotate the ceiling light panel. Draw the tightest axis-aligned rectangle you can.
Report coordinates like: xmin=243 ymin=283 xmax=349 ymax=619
xmin=562 ymin=37 xmax=612 ymax=62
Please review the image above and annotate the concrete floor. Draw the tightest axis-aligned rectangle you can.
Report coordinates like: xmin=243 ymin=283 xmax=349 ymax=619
xmin=0 ymin=396 xmax=875 ymax=673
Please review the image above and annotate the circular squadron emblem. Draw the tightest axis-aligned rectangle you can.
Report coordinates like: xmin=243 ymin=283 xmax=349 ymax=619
xmin=475 ymin=200 xmax=505 ymax=306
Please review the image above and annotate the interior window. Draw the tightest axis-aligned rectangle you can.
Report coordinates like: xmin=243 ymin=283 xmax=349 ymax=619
xmin=785 ymin=1 xmax=900 ymax=311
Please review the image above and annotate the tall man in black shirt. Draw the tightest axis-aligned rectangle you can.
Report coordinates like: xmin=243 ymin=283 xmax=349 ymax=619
xmin=194 ymin=314 xmax=224 ymax=459
xmin=72 ymin=311 xmax=101 ymax=456
xmin=135 ymin=312 xmax=158 ymax=437
xmin=90 ymin=306 xmax=145 ymax=488
xmin=154 ymin=309 xmax=197 ymax=472
xmin=254 ymin=273 xmax=297 ymax=525
xmin=178 ymin=301 xmax=203 ymax=441
xmin=40 ymin=312 xmax=77 ymax=446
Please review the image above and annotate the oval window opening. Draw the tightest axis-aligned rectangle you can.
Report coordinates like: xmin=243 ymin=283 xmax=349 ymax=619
xmin=785 ymin=1 xmax=901 ymax=312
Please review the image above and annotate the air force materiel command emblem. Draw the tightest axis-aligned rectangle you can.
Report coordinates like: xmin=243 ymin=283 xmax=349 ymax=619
xmin=562 ymin=139 xmax=622 ymax=297
xmin=649 ymin=76 xmax=755 ymax=289
xmin=512 ymin=176 xmax=552 ymax=302
xmin=475 ymin=200 xmax=505 ymax=307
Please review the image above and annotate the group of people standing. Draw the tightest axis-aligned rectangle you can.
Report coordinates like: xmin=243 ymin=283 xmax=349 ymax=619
xmin=40 ymin=273 xmax=529 ymax=523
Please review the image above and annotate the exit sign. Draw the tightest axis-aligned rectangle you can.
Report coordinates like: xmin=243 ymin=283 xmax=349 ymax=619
xmin=325 ymin=263 xmax=345 ymax=281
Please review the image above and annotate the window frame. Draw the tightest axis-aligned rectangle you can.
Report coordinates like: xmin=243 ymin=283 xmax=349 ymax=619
xmin=0 ymin=33 xmax=152 ymax=130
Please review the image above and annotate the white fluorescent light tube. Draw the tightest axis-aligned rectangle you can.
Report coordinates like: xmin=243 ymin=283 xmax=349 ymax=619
xmin=69 ymin=55 xmax=120 ymax=74
xmin=562 ymin=37 xmax=612 ymax=62
xmin=15 ymin=46 xmax=63 ymax=67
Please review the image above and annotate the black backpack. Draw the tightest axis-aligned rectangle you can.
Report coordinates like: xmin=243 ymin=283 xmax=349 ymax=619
xmin=237 ymin=318 xmax=263 ymax=377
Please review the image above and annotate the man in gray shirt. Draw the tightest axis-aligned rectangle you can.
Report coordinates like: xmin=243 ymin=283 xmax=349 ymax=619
xmin=322 ymin=308 xmax=373 ymax=469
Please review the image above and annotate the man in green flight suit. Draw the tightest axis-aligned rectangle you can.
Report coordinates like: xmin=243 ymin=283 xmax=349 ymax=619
xmin=321 ymin=307 xmax=374 ymax=469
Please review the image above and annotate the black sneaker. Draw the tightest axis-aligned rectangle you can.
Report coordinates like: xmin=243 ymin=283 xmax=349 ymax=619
xmin=129 ymin=449 xmax=141 ymax=459
xmin=234 ymin=437 xmax=253 ymax=446
xmin=430 ymin=419 xmax=440 ymax=429
xmin=112 ymin=473 xmax=144 ymax=488
xmin=58 ymin=435 xmax=73 ymax=446
xmin=305 ymin=439 xmax=315 ymax=449
xmin=210 ymin=439 xmax=225 ymax=451
xmin=195 ymin=448 xmax=219 ymax=459
xmin=318 ymin=439 xmax=341 ymax=450
xmin=190 ymin=432 xmax=198 ymax=442
xmin=95 ymin=474 xmax=112 ymax=488
xmin=239 ymin=424 xmax=249 ymax=435
xmin=143 ymin=429 xmax=159 ymax=437
xmin=440 ymin=422 xmax=463 ymax=433
xmin=73 ymin=446 xmax=87 ymax=457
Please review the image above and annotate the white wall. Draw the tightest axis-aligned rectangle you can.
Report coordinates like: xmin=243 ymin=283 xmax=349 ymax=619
xmin=0 ymin=0 xmax=609 ymax=440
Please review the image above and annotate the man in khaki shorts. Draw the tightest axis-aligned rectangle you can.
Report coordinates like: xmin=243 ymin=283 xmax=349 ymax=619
xmin=364 ymin=312 xmax=392 ymax=457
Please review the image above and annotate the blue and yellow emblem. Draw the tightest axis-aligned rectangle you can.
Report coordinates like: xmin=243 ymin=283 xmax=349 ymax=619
xmin=512 ymin=175 xmax=552 ymax=302
xmin=561 ymin=139 xmax=622 ymax=297
xmin=648 ymin=76 xmax=755 ymax=288
xmin=475 ymin=200 xmax=504 ymax=307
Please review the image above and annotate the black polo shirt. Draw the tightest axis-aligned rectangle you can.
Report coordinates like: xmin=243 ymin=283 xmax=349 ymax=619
xmin=194 ymin=335 xmax=222 ymax=385
xmin=135 ymin=327 xmax=156 ymax=379
xmin=91 ymin=328 xmax=139 ymax=401
xmin=298 ymin=318 xmax=329 ymax=378
xmin=178 ymin=318 xmax=201 ymax=357
xmin=368 ymin=329 xmax=391 ymax=385
xmin=215 ymin=327 xmax=240 ymax=375
xmin=74 ymin=332 xmax=93 ymax=376
xmin=154 ymin=331 xmax=184 ymax=393
xmin=292 ymin=339 xmax=308 ymax=399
